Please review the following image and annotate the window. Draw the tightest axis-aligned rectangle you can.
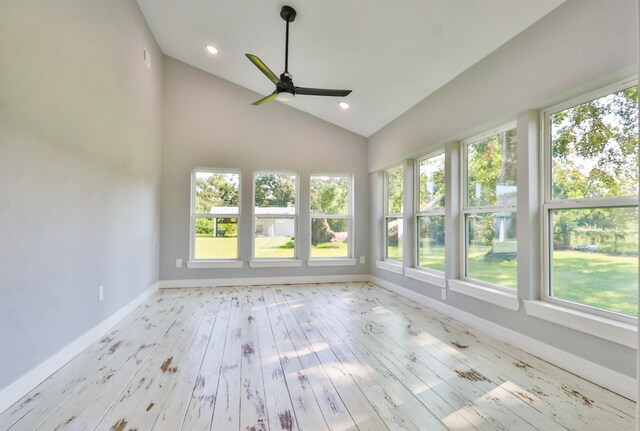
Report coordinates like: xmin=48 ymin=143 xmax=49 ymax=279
xmin=543 ymin=80 xmax=638 ymax=318
xmin=191 ymin=169 xmax=240 ymax=260
xmin=462 ymin=124 xmax=518 ymax=289
xmin=253 ymin=172 xmax=298 ymax=259
xmin=416 ymin=153 xmax=445 ymax=272
xmin=310 ymin=174 xmax=352 ymax=259
xmin=384 ymin=166 xmax=404 ymax=262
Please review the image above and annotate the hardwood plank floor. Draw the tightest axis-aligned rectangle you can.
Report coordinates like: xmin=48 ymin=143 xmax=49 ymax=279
xmin=0 ymin=283 xmax=635 ymax=431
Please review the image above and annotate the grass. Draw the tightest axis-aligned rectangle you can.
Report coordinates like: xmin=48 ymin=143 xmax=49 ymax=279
xmin=194 ymin=235 xmax=237 ymax=259
xmin=196 ymin=235 xmax=638 ymax=316
xmin=552 ymin=250 xmax=638 ymax=316
xmin=311 ymin=241 xmax=349 ymax=258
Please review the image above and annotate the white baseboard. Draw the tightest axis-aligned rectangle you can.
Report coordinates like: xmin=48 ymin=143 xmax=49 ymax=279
xmin=158 ymin=274 xmax=369 ymax=289
xmin=0 ymin=282 xmax=159 ymax=414
xmin=368 ymin=275 xmax=636 ymax=400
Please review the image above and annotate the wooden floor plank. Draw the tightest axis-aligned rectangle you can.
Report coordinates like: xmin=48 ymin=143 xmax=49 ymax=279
xmin=261 ymin=288 xmax=332 ymax=431
xmin=263 ymin=287 xmax=361 ymax=431
xmin=239 ymin=287 xmax=270 ymax=431
xmin=53 ymin=291 xmax=205 ymax=431
xmin=249 ymin=288 xmax=300 ymax=431
xmin=1 ymin=283 xmax=634 ymax=431
xmin=0 ymin=292 xmax=180 ymax=431
xmin=210 ymin=288 xmax=244 ymax=430
xmin=277 ymin=287 xmax=451 ymax=431
xmin=178 ymin=290 xmax=234 ymax=431
xmin=342 ymin=282 xmax=635 ymax=430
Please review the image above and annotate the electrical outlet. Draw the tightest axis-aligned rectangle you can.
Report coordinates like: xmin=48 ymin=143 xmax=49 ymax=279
xmin=359 ymin=256 xmax=365 ymax=264
xmin=176 ymin=258 xmax=183 ymax=268
xmin=441 ymin=288 xmax=447 ymax=301
xmin=98 ymin=286 xmax=104 ymax=302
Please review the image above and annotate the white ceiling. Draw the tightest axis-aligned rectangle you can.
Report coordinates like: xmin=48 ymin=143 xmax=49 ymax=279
xmin=136 ymin=0 xmax=565 ymax=137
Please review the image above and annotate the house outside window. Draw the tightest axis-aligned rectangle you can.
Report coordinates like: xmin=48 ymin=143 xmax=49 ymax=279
xmin=253 ymin=172 xmax=298 ymax=259
xmin=190 ymin=169 xmax=240 ymax=261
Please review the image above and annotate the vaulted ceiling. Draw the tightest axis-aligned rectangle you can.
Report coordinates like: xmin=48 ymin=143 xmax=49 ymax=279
xmin=136 ymin=0 xmax=566 ymax=137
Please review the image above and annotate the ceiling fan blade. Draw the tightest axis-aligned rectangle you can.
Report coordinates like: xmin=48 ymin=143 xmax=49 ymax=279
xmin=245 ymin=54 xmax=279 ymax=85
xmin=295 ymin=87 xmax=352 ymax=97
xmin=251 ymin=92 xmax=278 ymax=106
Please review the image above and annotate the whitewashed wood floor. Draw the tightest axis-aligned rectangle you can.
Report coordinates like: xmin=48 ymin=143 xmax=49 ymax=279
xmin=0 ymin=282 xmax=635 ymax=431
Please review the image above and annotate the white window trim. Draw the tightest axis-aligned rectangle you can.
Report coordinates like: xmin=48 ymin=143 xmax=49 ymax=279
xmin=404 ymin=267 xmax=446 ymax=288
xmin=384 ymin=165 xmax=404 ymax=262
xmin=187 ymin=260 xmax=243 ymax=269
xmin=189 ymin=168 xmax=241 ymax=263
xmin=524 ymin=300 xmax=637 ymax=348
xmin=414 ymin=151 xmax=446 ymax=275
xmin=540 ymin=76 xmax=639 ymax=323
xmin=249 ymin=259 xmax=303 ymax=268
xmin=459 ymin=122 xmax=518 ymax=294
xmin=309 ymin=173 xmax=354 ymax=260
xmin=308 ymin=259 xmax=357 ymax=267
xmin=448 ymin=279 xmax=520 ymax=311
xmin=252 ymin=171 xmax=299 ymax=261
xmin=375 ymin=260 xmax=404 ymax=275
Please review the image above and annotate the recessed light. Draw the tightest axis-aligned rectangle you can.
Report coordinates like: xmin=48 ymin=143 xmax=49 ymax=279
xmin=339 ymin=102 xmax=350 ymax=110
xmin=206 ymin=45 xmax=219 ymax=55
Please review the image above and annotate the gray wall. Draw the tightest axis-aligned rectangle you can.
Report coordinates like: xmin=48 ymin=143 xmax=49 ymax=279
xmin=368 ymin=0 xmax=638 ymax=171
xmin=0 ymin=0 xmax=163 ymax=389
xmin=160 ymin=57 xmax=369 ymax=281
xmin=367 ymin=0 xmax=639 ymax=377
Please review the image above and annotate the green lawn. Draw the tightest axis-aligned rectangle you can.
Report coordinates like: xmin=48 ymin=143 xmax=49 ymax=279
xmin=552 ymin=250 xmax=638 ymax=316
xmin=194 ymin=235 xmax=237 ymax=259
xmin=418 ymin=244 xmax=445 ymax=272
xmin=196 ymin=235 xmax=637 ymax=316
xmin=386 ymin=239 xmax=403 ymax=262
xmin=311 ymin=241 xmax=349 ymax=258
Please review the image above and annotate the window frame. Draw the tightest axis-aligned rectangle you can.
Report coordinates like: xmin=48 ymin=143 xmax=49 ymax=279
xmin=251 ymin=170 xmax=300 ymax=261
xmin=541 ymin=76 xmax=638 ymax=323
xmin=383 ymin=164 xmax=404 ymax=262
xmin=414 ymin=151 xmax=446 ymax=274
xmin=460 ymin=121 xmax=518 ymax=292
xmin=189 ymin=167 xmax=241 ymax=263
xmin=309 ymin=173 xmax=354 ymax=260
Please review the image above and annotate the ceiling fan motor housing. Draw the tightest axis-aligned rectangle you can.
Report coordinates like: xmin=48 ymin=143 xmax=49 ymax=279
xmin=280 ymin=6 xmax=296 ymax=22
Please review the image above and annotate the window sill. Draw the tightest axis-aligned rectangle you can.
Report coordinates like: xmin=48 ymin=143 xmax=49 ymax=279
xmin=186 ymin=260 xmax=243 ymax=269
xmin=404 ymin=267 xmax=446 ymax=288
xmin=448 ymin=279 xmax=520 ymax=311
xmin=249 ymin=259 xmax=303 ymax=268
xmin=524 ymin=300 xmax=637 ymax=348
xmin=308 ymin=259 xmax=357 ymax=267
xmin=375 ymin=260 xmax=404 ymax=275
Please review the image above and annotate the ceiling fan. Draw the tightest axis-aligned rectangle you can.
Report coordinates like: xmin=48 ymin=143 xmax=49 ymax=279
xmin=246 ymin=5 xmax=352 ymax=106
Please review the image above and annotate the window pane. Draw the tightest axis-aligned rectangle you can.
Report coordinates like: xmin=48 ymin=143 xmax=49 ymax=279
xmin=195 ymin=172 xmax=239 ymax=214
xmin=311 ymin=218 xmax=349 ymax=257
xmin=254 ymin=217 xmax=295 ymax=258
xmin=466 ymin=212 xmax=517 ymax=288
xmin=194 ymin=217 xmax=238 ymax=259
xmin=551 ymin=86 xmax=638 ymax=200
xmin=386 ymin=217 xmax=403 ymax=262
xmin=386 ymin=167 xmax=403 ymax=214
xmin=311 ymin=175 xmax=349 ymax=215
xmin=417 ymin=215 xmax=445 ymax=271
xmin=550 ymin=207 xmax=638 ymax=316
xmin=418 ymin=154 xmax=445 ymax=211
xmin=467 ymin=128 xmax=517 ymax=207
xmin=255 ymin=173 xmax=296 ymax=210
